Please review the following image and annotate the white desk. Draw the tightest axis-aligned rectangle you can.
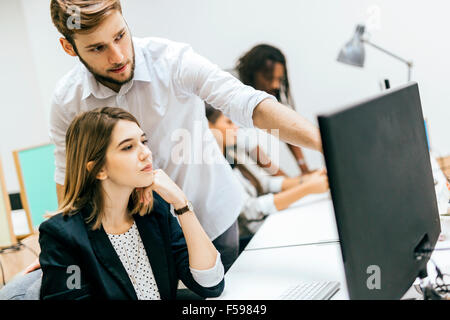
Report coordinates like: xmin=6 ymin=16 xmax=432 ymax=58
xmin=212 ymin=240 xmax=450 ymax=300
xmin=211 ymin=161 xmax=450 ymax=300
xmin=287 ymin=192 xmax=331 ymax=208
xmin=245 ymin=192 xmax=339 ymax=251
xmin=210 ymin=242 xmax=349 ymax=300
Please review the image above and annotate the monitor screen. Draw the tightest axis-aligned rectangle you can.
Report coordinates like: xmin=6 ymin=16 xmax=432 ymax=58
xmin=318 ymin=82 xmax=441 ymax=299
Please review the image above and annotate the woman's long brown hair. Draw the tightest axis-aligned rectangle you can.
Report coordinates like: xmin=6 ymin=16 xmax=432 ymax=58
xmin=51 ymin=107 xmax=153 ymax=230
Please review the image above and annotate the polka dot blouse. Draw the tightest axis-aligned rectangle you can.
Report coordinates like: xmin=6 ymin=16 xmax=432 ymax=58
xmin=107 ymin=222 xmax=161 ymax=300
xmin=106 ymin=221 xmax=224 ymax=300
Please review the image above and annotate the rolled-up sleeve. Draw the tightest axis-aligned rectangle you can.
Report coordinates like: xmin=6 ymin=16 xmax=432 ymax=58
xmin=174 ymin=45 xmax=276 ymax=128
xmin=268 ymin=176 xmax=284 ymax=193
xmin=241 ymin=193 xmax=278 ymax=222
xmin=189 ymin=252 xmax=224 ymax=288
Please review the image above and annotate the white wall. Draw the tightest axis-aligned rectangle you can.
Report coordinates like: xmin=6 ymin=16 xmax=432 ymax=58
xmin=0 ymin=0 xmax=48 ymax=193
xmin=1 ymin=0 xmax=449 ymax=191
xmin=123 ymin=0 xmax=450 ymax=170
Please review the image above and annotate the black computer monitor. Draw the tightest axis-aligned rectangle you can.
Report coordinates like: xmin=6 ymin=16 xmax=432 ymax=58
xmin=318 ymin=82 xmax=441 ymax=299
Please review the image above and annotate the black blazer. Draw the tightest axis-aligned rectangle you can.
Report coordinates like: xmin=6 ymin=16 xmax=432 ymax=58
xmin=38 ymin=192 xmax=224 ymax=300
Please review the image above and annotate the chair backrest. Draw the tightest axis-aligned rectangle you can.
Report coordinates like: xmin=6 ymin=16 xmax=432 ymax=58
xmin=13 ymin=143 xmax=58 ymax=234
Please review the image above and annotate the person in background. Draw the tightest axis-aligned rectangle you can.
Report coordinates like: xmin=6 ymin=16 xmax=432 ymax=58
xmin=236 ymin=44 xmax=312 ymax=176
xmin=39 ymin=107 xmax=224 ymax=300
xmin=206 ymin=105 xmax=329 ymax=250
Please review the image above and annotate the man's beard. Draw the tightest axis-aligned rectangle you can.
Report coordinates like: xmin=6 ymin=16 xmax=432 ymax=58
xmin=77 ymin=43 xmax=136 ymax=87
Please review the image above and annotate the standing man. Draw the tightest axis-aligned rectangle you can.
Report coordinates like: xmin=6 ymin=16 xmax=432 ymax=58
xmin=236 ymin=44 xmax=312 ymax=175
xmin=46 ymin=0 xmax=322 ymax=272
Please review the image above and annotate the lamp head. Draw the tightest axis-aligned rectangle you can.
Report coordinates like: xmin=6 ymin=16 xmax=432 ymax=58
xmin=337 ymin=24 xmax=366 ymax=67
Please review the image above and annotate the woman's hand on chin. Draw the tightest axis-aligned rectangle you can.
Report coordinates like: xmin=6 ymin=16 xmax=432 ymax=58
xmin=137 ymin=169 xmax=187 ymax=208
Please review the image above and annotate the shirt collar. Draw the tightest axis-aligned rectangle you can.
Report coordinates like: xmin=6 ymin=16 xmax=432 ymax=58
xmin=81 ymin=38 xmax=151 ymax=100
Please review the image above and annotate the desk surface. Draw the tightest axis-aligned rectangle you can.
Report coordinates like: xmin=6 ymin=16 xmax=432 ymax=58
xmin=213 ymin=161 xmax=450 ymax=300
xmin=245 ymin=192 xmax=339 ymax=251
xmin=212 ymin=239 xmax=450 ymax=300
xmin=211 ymin=242 xmax=349 ymax=300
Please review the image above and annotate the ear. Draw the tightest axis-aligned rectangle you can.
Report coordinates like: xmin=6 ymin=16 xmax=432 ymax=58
xmin=87 ymin=161 xmax=108 ymax=180
xmin=60 ymin=37 xmax=77 ymax=57
xmin=96 ymin=169 xmax=108 ymax=181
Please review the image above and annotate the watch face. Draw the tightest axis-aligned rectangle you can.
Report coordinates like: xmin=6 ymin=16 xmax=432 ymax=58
xmin=187 ymin=201 xmax=193 ymax=212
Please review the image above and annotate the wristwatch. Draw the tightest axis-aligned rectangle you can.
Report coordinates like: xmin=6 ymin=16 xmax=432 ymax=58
xmin=174 ymin=200 xmax=194 ymax=215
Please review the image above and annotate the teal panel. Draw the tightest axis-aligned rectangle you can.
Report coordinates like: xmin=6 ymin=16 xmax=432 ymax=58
xmin=18 ymin=144 xmax=58 ymax=228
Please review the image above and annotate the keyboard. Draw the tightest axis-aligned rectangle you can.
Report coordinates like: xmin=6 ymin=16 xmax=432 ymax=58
xmin=279 ymin=281 xmax=340 ymax=300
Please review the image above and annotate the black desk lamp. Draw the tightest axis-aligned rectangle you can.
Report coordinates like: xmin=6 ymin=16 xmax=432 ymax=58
xmin=337 ymin=24 xmax=413 ymax=82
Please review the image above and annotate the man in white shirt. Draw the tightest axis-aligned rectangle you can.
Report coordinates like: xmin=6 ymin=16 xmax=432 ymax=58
xmin=46 ymin=0 xmax=322 ymax=272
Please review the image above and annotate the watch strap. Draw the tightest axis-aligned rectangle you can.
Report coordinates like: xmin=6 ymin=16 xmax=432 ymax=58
xmin=174 ymin=201 xmax=193 ymax=215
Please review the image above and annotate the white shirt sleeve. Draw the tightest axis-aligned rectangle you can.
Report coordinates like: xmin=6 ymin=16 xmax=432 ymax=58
xmin=268 ymin=176 xmax=284 ymax=193
xmin=49 ymin=95 xmax=73 ymax=185
xmin=189 ymin=251 xmax=224 ymax=287
xmin=174 ymin=45 xmax=277 ymax=128
xmin=241 ymin=193 xmax=278 ymax=221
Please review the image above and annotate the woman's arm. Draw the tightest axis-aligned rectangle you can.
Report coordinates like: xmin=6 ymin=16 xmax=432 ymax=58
xmin=273 ymin=172 xmax=329 ymax=211
xmin=142 ymin=170 xmax=224 ymax=297
xmin=280 ymin=176 xmax=302 ymax=191
xmin=167 ymin=210 xmax=224 ymax=297
xmin=175 ymin=210 xmax=218 ymax=270
xmin=280 ymin=169 xmax=328 ymax=191
xmin=144 ymin=169 xmax=218 ymax=270
xmin=286 ymin=143 xmax=311 ymax=173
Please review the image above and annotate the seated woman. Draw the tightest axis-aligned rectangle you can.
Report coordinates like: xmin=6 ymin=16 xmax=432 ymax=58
xmin=39 ymin=107 xmax=224 ymax=300
xmin=205 ymin=105 xmax=329 ymax=242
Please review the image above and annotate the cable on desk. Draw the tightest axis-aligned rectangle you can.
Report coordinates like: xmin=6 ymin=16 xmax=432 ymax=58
xmin=0 ymin=244 xmax=22 ymax=287
xmin=0 ymin=242 xmax=39 ymax=287
xmin=0 ymin=241 xmax=39 ymax=258
xmin=415 ymin=250 xmax=450 ymax=299
xmin=0 ymin=244 xmax=22 ymax=254
xmin=429 ymin=257 xmax=450 ymax=296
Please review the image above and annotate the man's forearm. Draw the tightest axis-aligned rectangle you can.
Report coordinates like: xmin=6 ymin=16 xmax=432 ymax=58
xmin=252 ymin=98 xmax=322 ymax=152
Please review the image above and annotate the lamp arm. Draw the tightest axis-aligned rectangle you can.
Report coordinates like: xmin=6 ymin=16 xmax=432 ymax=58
xmin=362 ymin=39 xmax=413 ymax=81
xmin=362 ymin=39 xmax=412 ymax=66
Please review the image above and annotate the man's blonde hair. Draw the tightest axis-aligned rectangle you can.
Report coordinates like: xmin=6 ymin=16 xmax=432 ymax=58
xmin=50 ymin=0 xmax=122 ymax=47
